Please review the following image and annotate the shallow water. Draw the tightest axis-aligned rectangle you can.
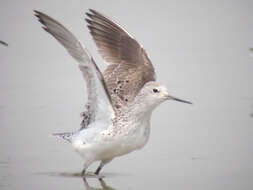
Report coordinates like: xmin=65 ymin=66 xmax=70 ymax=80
xmin=1 ymin=0 xmax=253 ymax=189
xmin=0 ymin=74 xmax=253 ymax=190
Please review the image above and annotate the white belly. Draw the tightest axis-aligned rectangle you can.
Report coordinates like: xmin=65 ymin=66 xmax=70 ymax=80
xmin=72 ymin=123 xmax=150 ymax=161
xmin=72 ymin=115 xmax=151 ymax=162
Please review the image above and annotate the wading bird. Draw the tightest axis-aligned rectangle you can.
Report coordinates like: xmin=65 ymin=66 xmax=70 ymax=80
xmin=35 ymin=9 xmax=192 ymax=176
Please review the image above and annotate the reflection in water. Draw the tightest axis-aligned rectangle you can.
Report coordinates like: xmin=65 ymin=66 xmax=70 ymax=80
xmin=37 ymin=171 xmax=119 ymax=190
xmin=40 ymin=171 xmax=122 ymax=179
xmin=0 ymin=158 xmax=11 ymax=188
xmin=83 ymin=177 xmax=116 ymax=190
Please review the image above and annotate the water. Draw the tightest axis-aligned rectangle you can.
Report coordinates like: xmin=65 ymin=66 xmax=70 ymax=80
xmin=1 ymin=57 xmax=253 ymax=190
xmin=1 ymin=0 xmax=253 ymax=189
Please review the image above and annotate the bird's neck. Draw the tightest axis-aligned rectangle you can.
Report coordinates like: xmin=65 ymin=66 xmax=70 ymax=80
xmin=119 ymin=101 xmax=153 ymax=122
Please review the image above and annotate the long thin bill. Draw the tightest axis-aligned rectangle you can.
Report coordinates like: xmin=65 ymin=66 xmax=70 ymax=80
xmin=171 ymin=96 xmax=192 ymax=104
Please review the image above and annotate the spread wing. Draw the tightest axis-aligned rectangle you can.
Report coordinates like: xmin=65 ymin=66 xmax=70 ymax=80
xmin=86 ymin=9 xmax=156 ymax=111
xmin=34 ymin=10 xmax=115 ymax=129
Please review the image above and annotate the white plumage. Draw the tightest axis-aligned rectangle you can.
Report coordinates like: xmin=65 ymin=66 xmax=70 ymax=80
xmin=34 ymin=9 xmax=192 ymax=176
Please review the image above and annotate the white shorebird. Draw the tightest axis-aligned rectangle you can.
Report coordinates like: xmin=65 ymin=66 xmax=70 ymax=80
xmin=34 ymin=9 xmax=192 ymax=176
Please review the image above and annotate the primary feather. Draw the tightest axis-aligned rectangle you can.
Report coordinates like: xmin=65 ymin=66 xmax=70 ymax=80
xmin=34 ymin=10 xmax=115 ymax=129
xmin=86 ymin=9 xmax=156 ymax=111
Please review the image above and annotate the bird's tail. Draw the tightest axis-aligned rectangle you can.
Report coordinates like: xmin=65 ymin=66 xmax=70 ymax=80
xmin=52 ymin=132 xmax=74 ymax=143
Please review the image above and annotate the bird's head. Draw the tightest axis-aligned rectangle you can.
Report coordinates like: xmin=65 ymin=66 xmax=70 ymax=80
xmin=136 ymin=81 xmax=192 ymax=111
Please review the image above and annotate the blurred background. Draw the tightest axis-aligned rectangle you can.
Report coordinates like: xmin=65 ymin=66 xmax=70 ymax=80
xmin=0 ymin=0 xmax=253 ymax=189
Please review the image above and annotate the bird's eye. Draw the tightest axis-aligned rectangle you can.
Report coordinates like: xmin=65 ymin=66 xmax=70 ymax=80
xmin=153 ymin=88 xmax=159 ymax=93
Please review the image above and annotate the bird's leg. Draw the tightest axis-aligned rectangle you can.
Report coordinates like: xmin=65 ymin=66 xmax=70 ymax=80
xmin=95 ymin=162 xmax=104 ymax=175
xmin=81 ymin=160 xmax=92 ymax=176
xmin=81 ymin=168 xmax=86 ymax=176
xmin=94 ymin=159 xmax=113 ymax=175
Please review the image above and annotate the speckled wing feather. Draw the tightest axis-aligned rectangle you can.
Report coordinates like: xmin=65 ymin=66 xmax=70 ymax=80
xmin=86 ymin=9 xmax=156 ymax=110
xmin=34 ymin=10 xmax=115 ymax=129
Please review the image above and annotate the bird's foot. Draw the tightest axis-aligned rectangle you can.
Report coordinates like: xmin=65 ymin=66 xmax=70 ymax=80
xmin=81 ymin=169 xmax=86 ymax=176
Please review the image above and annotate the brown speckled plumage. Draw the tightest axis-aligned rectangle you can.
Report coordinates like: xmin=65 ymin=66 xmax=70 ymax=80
xmin=86 ymin=9 xmax=156 ymax=112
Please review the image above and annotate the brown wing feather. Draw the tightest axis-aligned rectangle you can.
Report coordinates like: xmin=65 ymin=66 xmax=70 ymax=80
xmin=86 ymin=9 xmax=156 ymax=110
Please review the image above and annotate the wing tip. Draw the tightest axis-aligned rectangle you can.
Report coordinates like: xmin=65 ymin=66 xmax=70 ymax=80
xmin=85 ymin=12 xmax=92 ymax=17
xmin=85 ymin=9 xmax=109 ymax=23
xmin=33 ymin=9 xmax=40 ymax=15
xmin=34 ymin=10 xmax=46 ymax=25
xmin=33 ymin=10 xmax=45 ymax=20
xmin=88 ymin=9 xmax=98 ymax=15
xmin=0 ymin=41 xmax=8 ymax=47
